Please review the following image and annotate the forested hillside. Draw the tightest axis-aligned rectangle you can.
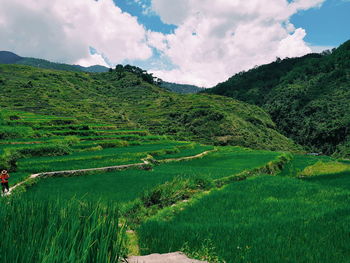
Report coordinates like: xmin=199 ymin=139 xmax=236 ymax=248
xmin=0 ymin=63 xmax=298 ymax=151
xmin=160 ymin=81 xmax=204 ymax=94
xmin=206 ymin=40 xmax=350 ymax=157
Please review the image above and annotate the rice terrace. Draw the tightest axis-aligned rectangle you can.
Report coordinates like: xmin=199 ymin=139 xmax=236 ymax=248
xmin=0 ymin=104 xmax=349 ymax=263
xmin=1 ymin=1 xmax=350 ymax=262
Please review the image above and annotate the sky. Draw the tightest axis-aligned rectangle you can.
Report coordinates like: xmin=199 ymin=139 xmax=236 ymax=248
xmin=0 ymin=0 xmax=349 ymax=87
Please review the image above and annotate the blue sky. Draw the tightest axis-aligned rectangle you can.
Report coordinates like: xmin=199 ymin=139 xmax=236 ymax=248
xmin=114 ymin=0 xmax=176 ymax=33
xmin=291 ymin=0 xmax=350 ymax=47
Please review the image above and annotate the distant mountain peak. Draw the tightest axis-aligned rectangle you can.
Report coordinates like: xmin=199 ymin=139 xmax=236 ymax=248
xmin=0 ymin=51 xmax=22 ymax=64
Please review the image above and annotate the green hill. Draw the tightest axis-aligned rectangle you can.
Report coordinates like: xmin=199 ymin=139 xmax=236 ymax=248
xmin=205 ymin=40 xmax=350 ymax=157
xmin=0 ymin=63 xmax=298 ymax=151
xmin=15 ymin=57 xmax=110 ymax=73
xmin=0 ymin=51 xmax=22 ymax=64
xmin=0 ymin=51 xmax=110 ymax=73
xmin=160 ymin=81 xmax=204 ymax=94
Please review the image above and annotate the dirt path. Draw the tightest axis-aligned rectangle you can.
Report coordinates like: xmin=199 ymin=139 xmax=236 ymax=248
xmin=127 ymin=252 xmax=207 ymax=263
xmin=5 ymin=149 xmax=215 ymax=196
xmin=158 ymin=150 xmax=214 ymax=163
xmin=5 ymin=150 xmax=215 ymax=261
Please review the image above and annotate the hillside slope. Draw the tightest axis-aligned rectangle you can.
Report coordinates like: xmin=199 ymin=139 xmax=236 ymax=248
xmin=0 ymin=51 xmax=22 ymax=64
xmin=0 ymin=51 xmax=109 ymax=73
xmin=160 ymin=81 xmax=204 ymax=94
xmin=206 ymin=40 xmax=350 ymax=157
xmin=0 ymin=64 xmax=299 ymax=151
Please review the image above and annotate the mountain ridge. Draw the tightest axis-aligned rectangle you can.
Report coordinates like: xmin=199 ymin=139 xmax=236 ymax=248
xmin=205 ymin=39 xmax=350 ymax=157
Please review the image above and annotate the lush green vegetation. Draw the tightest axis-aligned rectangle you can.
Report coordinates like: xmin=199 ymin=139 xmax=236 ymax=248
xmin=22 ymin=146 xmax=279 ymax=204
xmin=1 ymin=48 xmax=349 ymax=263
xmin=16 ymin=142 xmax=183 ymax=173
xmin=139 ymin=172 xmax=350 ymax=263
xmin=299 ymin=160 xmax=350 ymax=177
xmin=0 ymin=110 xmax=205 ymax=188
xmin=1 ymin=109 xmax=346 ymax=262
xmin=160 ymin=81 xmax=204 ymax=94
xmin=206 ymin=39 xmax=350 ymax=157
xmin=277 ymin=154 xmax=332 ymax=177
xmin=0 ymin=63 xmax=299 ymax=151
xmin=0 ymin=197 xmax=127 ymax=263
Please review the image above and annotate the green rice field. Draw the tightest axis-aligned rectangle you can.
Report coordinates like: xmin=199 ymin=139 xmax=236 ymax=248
xmin=23 ymin=147 xmax=280 ymax=205
xmin=139 ymin=171 xmax=350 ymax=263
xmin=2 ymin=110 xmax=349 ymax=263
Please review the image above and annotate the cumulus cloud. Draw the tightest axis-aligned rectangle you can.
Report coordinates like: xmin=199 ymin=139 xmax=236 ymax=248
xmin=0 ymin=0 xmax=152 ymax=65
xmin=0 ymin=0 xmax=326 ymax=87
xmin=148 ymin=0 xmax=325 ymax=87
xmin=76 ymin=53 xmax=109 ymax=68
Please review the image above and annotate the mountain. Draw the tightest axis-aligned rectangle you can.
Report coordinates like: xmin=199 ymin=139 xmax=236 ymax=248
xmin=161 ymin=81 xmax=204 ymax=94
xmin=0 ymin=51 xmax=23 ymax=64
xmin=205 ymin=40 xmax=350 ymax=157
xmin=15 ymin=57 xmax=110 ymax=73
xmin=0 ymin=63 xmax=299 ymax=151
xmin=0 ymin=51 xmax=109 ymax=73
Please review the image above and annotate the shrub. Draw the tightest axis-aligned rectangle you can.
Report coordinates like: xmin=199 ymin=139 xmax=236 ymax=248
xmin=0 ymin=144 xmax=72 ymax=171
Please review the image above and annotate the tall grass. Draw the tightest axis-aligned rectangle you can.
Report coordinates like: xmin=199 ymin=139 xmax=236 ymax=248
xmin=138 ymin=175 xmax=350 ymax=263
xmin=0 ymin=197 xmax=127 ymax=263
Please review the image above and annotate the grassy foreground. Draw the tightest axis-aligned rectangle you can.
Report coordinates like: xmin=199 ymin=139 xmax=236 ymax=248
xmin=138 ymin=171 xmax=350 ymax=263
xmin=0 ymin=197 xmax=127 ymax=263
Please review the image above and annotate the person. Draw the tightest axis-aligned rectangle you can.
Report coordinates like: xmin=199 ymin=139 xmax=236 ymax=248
xmin=1 ymin=170 xmax=10 ymax=194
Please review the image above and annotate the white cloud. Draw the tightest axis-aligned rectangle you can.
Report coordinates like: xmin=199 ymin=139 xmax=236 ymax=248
xmin=148 ymin=0 xmax=325 ymax=87
xmin=75 ymin=53 xmax=109 ymax=68
xmin=0 ymin=0 xmax=327 ymax=86
xmin=0 ymin=0 xmax=152 ymax=66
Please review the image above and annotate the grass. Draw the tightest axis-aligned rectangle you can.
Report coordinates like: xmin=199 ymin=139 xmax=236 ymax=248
xmin=152 ymin=147 xmax=280 ymax=180
xmin=0 ymin=197 xmax=127 ymax=263
xmin=138 ymin=174 xmax=350 ymax=263
xmin=24 ymin=168 xmax=178 ymax=204
xmin=277 ymin=154 xmax=332 ymax=177
xmin=16 ymin=142 xmax=184 ymax=172
xmin=299 ymin=161 xmax=350 ymax=177
xmin=23 ymin=147 xmax=280 ymax=205
xmin=154 ymin=144 xmax=214 ymax=160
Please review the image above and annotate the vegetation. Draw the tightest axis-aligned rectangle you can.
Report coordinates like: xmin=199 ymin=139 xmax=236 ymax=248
xmin=205 ymin=39 xmax=350 ymax=156
xmin=139 ymin=173 xmax=350 ymax=263
xmin=0 ymin=197 xmax=127 ymax=263
xmin=299 ymin=160 xmax=350 ymax=177
xmin=22 ymin=146 xmax=279 ymax=204
xmin=277 ymin=154 xmax=332 ymax=177
xmin=0 ymin=63 xmax=299 ymax=151
xmin=1 ymin=44 xmax=349 ymax=263
xmin=160 ymin=81 xmax=204 ymax=94
xmin=0 ymin=109 xmax=346 ymax=262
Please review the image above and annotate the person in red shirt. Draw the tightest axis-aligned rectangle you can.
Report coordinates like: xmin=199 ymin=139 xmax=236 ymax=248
xmin=1 ymin=170 xmax=10 ymax=194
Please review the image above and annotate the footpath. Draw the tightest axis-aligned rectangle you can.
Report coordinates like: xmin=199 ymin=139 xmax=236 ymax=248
xmin=4 ymin=150 xmax=214 ymax=262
